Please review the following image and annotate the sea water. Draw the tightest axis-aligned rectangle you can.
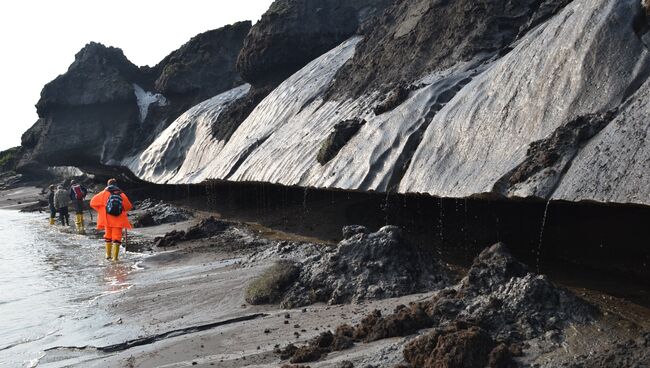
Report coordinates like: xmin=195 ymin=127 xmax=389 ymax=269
xmin=0 ymin=210 xmax=141 ymax=367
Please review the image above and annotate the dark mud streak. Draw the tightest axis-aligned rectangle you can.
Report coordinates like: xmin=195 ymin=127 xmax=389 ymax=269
xmin=45 ymin=313 xmax=268 ymax=354
xmin=224 ymin=135 xmax=272 ymax=180
xmin=492 ymin=111 xmax=617 ymax=197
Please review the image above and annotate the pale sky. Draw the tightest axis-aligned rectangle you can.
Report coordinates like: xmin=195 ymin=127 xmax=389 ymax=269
xmin=0 ymin=0 xmax=274 ymax=151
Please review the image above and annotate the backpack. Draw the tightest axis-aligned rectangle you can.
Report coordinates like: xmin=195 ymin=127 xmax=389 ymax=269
xmin=106 ymin=190 xmax=124 ymax=216
xmin=72 ymin=185 xmax=85 ymax=200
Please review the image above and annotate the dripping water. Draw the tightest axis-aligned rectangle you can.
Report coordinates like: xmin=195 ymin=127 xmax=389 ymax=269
xmin=303 ymin=187 xmax=309 ymax=214
xmin=536 ymin=200 xmax=552 ymax=273
xmin=383 ymin=190 xmax=390 ymax=225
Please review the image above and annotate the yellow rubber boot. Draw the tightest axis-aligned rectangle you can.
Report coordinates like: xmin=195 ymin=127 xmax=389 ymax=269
xmin=74 ymin=214 xmax=81 ymax=233
xmin=49 ymin=217 xmax=55 ymax=225
xmin=105 ymin=242 xmax=112 ymax=260
xmin=76 ymin=214 xmax=86 ymax=234
xmin=111 ymin=242 xmax=120 ymax=262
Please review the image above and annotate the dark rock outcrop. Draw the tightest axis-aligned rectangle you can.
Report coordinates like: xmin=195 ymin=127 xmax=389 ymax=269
xmin=0 ymin=147 xmax=20 ymax=173
xmin=328 ymin=0 xmax=571 ymax=98
xmin=236 ymin=0 xmax=391 ymax=86
xmin=316 ymin=119 xmax=366 ymax=165
xmin=18 ymin=22 xmax=250 ymax=174
xmin=154 ymin=21 xmax=251 ymax=100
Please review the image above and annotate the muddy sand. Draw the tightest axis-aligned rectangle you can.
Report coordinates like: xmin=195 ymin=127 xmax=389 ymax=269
xmin=2 ymin=186 xmax=649 ymax=367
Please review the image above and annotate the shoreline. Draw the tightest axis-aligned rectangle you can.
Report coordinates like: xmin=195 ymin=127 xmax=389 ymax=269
xmin=1 ymin=184 xmax=649 ymax=367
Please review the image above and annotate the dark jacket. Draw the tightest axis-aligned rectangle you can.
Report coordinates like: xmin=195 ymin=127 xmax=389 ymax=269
xmin=47 ymin=191 xmax=55 ymax=209
xmin=70 ymin=184 xmax=88 ymax=201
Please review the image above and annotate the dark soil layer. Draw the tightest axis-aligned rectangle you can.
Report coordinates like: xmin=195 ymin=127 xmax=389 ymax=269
xmin=327 ymin=0 xmax=571 ymax=98
xmin=236 ymin=0 xmax=391 ymax=87
xmin=211 ymin=85 xmax=275 ymax=141
xmin=163 ymin=181 xmax=650 ymax=292
xmin=493 ymin=111 xmax=616 ymax=195
xmin=277 ymin=243 xmax=597 ymax=366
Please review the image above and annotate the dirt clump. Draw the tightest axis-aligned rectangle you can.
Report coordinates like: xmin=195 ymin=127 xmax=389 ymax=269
xmin=278 ymin=243 xmax=597 ymax=365
xmin=280 ymin=225 xmax=455 ymax=308
xmin=402 ymin=321 xmax=504 ymax=368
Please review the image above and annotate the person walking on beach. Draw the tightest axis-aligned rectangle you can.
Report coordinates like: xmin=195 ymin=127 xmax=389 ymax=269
xmin=47 ymin=185 xmax=57 ymax=225
xmin=53 ymin=185 xmax=71 ymax=226
xmin=69 ymin=180 xmax=88 ymax=234
xmin=90 ymin=178 xmax=132 ymax=261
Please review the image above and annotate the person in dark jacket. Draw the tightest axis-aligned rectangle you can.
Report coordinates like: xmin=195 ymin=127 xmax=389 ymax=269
xmin=69 ymin=180 xmax=88 ymax=233
xmin=47 ymin=185 xmax=56 ymax=225
xmin=54 ymin=185 xmax=71 ymax=226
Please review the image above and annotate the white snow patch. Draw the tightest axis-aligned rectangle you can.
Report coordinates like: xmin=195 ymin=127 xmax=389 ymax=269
xmin=133 ymin=84 xmax=168 ymax=122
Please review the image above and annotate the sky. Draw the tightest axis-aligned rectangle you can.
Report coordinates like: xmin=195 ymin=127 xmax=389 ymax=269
xmin=0 ymin=0 xmax=274 ymax=151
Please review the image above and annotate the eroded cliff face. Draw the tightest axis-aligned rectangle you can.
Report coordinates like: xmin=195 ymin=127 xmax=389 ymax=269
xmin=20 ymin=0 xmax=650 ymax=206
xmin=18 ymin=21 xmax=251 ymax=173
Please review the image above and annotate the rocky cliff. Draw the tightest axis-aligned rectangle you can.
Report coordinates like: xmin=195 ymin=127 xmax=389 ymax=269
xmin=19 ymin=0 xmax=650 ymax=206
xmin=18 ymin=21 xmax=251 ymax=174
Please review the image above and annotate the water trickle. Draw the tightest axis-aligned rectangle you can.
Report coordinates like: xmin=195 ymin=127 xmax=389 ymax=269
xmin=303 ymin=187 xmax=309 ymax=213
xmin=438 ymin=197 xmax=444 ymax=244
xmin=536 ymin=200 xmax=552 ymax=273
xmin=383 ymin=190 xmax=391 ymax=225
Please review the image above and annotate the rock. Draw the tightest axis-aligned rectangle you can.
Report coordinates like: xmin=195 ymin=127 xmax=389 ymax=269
xmin=210 ymin=85 xmax=275 ymax=142
xmin=280 ymin=225 xmax=454 ymax=307
xmin=0 ymin=147 xmax=21 ymax=173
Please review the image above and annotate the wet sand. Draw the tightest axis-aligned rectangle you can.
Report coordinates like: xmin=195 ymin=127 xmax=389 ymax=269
xmin=2 ymin=185 xmax=649 ymax=367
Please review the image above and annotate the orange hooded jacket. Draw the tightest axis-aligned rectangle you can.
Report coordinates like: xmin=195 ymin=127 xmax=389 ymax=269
xmin=90 ymin=186 xmax=133 ymax=230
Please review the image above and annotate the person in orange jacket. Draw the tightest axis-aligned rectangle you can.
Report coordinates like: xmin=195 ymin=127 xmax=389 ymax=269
xmin=90 ymin=178 xmax=133 ymax=261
